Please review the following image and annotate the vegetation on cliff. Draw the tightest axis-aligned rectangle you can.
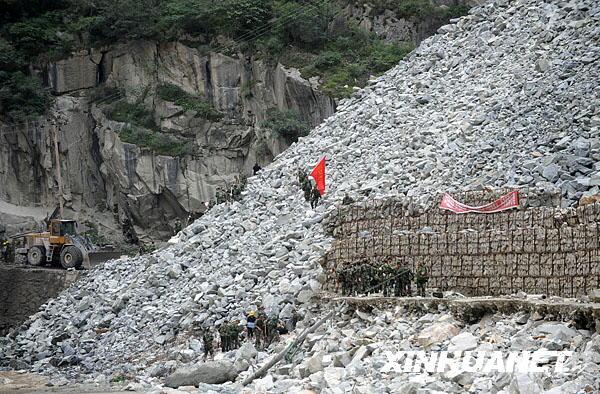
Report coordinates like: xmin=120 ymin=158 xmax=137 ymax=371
xmin=261 ymin=109 xmax=311 ymax=143
xmin=0 ymin=1 xmax=469 ymax=120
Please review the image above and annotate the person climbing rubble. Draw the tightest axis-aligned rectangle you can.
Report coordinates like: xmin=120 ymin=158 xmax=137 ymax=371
xmin=298 ymin=169 xmax=312 ymax=203
xmin=173 ymin=218 xmax=182 ymax=235
xmin=310 ymin=184 xmax=321 ymax=209
xmin=255 ymin=306 xmax=268 ymax=349
xmin=342 ymin=193 xmax=355 ymax=205
xmin=201 ymin=327 xmax=214 ymax=360
xmin=246 ymin=310 xmax=257 ymax=339
xmin=219 ymin=321 xmax=229 ymax=352
xmin=265 ymin=314 xmax=281 ymax=347
xmin=1 ymin=238 xmax=9 ymax=263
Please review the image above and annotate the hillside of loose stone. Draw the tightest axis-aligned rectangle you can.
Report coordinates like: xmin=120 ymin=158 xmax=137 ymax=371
xmin=1 ymin=0 xmax=599 ymax=390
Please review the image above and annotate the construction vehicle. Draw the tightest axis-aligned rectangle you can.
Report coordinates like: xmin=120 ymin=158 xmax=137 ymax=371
xmin=15 ymin=219 xmax=93 ymax=269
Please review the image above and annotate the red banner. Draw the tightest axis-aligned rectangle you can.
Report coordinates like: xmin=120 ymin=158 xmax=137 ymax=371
xmin=310 ymin=157 xmax=326 ymax=196
xmin=440 ymin=191 xmax=520 ymax=214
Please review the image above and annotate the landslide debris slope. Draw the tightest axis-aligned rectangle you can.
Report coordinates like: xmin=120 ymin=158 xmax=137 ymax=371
xmin=1 ymin=0 xmax=599 ymax=388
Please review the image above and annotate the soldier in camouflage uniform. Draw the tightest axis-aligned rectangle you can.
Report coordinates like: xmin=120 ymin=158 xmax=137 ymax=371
xmin=383 ymin=263 xmax=395 ymax=297
xmin=297 ymin=169 xmax=312 ymax=202
xmin=202 ymin=328 xmax=214 ymax=360
xmin=219 ymin=322 xmax=229 ymax=352
xmin=415 ymin=264 xmax=429 ymax=297
xmin=297 ymin=169 xmax=307 ymax=186
xmin=230 ymin=322 xmax=242 ymax=350
xmin=405 ymin=267 xmax=415 ymax=296
xmin=339 ymin=268 xmax=347 ymax=295
xmin=255 ymin=307 xmax=268 ymax=349
xmin=346 ymin=266 xmax=355 ymax=295
xmin=265 ymin=315 xmax=280 ymax=347
xmin=310 ymin=184 xmax=321 ymax=209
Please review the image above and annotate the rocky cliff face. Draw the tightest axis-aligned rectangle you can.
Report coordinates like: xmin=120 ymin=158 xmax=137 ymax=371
xmin=0 ymin=2 xmax=475 ymax=241
xmin=343 ymin=0 xmax=482 ymax=44
xmin=0 ymin=42 xmax=336 ymax=241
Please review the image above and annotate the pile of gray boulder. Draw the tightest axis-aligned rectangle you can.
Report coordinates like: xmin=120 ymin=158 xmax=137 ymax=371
xmin=1 ymin=0 xmax=599 ymax=392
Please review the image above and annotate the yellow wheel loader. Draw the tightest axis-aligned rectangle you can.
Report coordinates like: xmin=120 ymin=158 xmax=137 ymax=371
xmin=15 ymin=219 xmax=91 ymax=269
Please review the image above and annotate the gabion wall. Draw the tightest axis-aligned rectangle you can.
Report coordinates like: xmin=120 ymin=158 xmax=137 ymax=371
xmin=323 ymin=191 xmax=600 ymax=298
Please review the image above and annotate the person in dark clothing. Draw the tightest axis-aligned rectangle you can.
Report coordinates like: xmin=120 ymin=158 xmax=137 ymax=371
xmin=415 ymin=264 xmax=429 ymax=297
xmin=246 ymin=311 xmax=257 ymax=339
xmin=1 ymin=239 xmax=9 ymax=263
xmin=202 ymin=328 xmax=214 ymax=360
xmin=253 ymin=163 xmax=262 ymax=175
xmin=276 ymin=321 xmax=289 ymax=335
xmin=219 ymin=322 xmax=229 ymax=352
xmin=342 ymin=194 xmax=354 ymax=205
xmin=310 ymin=184 xmax=321 ymax=208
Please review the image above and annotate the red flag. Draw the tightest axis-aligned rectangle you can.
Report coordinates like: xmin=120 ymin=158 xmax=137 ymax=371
xmin=310 ymin=157 xmax=326 ymax=196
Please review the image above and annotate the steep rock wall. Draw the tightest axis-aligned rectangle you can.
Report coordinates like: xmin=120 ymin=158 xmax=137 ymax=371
xmin=343 ymin=0 xmax=481 ymax=44
xmin=0 ymin=42 xmax=336 ymax=241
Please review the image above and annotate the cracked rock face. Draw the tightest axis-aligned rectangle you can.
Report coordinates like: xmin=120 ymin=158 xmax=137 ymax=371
xmin=1 ymin=0 xmax=599 ymax=391
xmin=0 ymin=42 xmax=336 ymax=240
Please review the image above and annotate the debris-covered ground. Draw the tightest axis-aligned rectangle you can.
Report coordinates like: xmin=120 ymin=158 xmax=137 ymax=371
xmin=1 ymin=0 xmax=599 ymax=392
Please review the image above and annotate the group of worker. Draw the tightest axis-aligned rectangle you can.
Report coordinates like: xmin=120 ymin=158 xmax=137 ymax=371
xmin=218 ymin=320 xmax=243 ymax=352
xmin=213 ymin=174 xmax=248 ymax=206
xmin=338 ymin=263 xmax=429 ymax=297
xmin=199 ymin=307 xmax=294 ymax=360
xmin=298 ymin=170 xmax=321 ymax=208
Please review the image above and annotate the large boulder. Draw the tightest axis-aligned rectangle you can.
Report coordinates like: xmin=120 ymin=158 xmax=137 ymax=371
xmin=164 ymin=360 xmax=238 ymax=387
xmin=448 ymin=332 xmax=478 ymax=352
xmin=417 ymin=322 xmax=460 ymax=348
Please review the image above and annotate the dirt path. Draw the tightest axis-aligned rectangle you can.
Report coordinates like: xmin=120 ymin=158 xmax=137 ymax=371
xmin=0 ymin=371 xmax=139 ymax=393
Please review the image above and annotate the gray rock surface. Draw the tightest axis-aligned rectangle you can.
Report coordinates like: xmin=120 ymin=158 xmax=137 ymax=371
xmin=0 ymin=43 xmax=336 ymax=240
xmin=164 ymin=360 xmax=237 ymax=387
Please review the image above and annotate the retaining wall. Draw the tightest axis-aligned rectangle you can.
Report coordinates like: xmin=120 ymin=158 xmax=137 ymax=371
xmin=323 ymin=191 xmax=600 ymax=298
xmin=0 ymin=266 xmax=80 ymax=334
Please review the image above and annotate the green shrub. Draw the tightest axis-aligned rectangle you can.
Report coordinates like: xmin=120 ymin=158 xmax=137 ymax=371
xmin=321 ymin=70 xmax=355 ymax=98
xmin=6 ymin=11 xmax=64 ymax=59
xmin=261 ymin=109 xmax=310 ymax=143
xmin=368 ymin=42 xmax=414 ymax=72
xmin=83 ymin=221 xmax=108 ymax=245
xmin=312 ymin=51 xmax=343 ymax=71
xmin=0 ymin=38 xmax=25 ymax=71
xmin=274 ymin=1 xmax=330 ymax=49
xmin=119 ymin=127 xmax=193 ymax=157
xmin=256 ymin=36 xmax=284 ymax=58
xmin=107 ymin=101 xmax=156 ymax=129
xmin=255 ymin=139 xmax=272 ymax=159
xmin=222 ymin=0 xmax=273 ymax=38
xmin=0 ymin=71 xmax=53 ymax=121
xmin=158 ymin=0 xmax=222 ymax=40
xmin=438 ymin=4 xmax=471 ymax=19
xmin=156 ymin=84 xmax=222 ymax=121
